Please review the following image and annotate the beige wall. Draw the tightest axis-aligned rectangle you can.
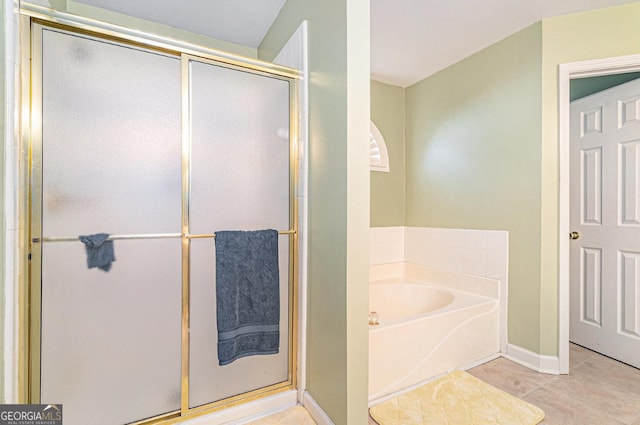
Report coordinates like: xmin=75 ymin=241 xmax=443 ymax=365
xmin=370 ymin=79 xmax=405 ymax=227
xmin=404 ymin=23 xmax=544 ymax=353
xmin=259 ymin=1 xmax=370 ymax=424
xmin=539 ymin=3 xmax=640 ymax=355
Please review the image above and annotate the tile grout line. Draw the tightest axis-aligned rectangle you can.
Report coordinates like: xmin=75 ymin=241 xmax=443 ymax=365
xmin=516 ymin=379 xmax=548 ymax=399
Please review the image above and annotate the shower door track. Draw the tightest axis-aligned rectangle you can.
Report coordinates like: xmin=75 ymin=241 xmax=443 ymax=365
xmin=20 ymin=8 xmax=300 ymax=425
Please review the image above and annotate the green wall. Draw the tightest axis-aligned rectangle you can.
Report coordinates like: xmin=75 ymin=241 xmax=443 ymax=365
xmin=259 ymin=1 xmax=370 ymax=424
xmin=370 ymin=79 xmax=405 ymax=227
xmin=405 ymin=23 xmax=543 ymax=353
xmin=399 ymin=3 xmax=640 ymax=357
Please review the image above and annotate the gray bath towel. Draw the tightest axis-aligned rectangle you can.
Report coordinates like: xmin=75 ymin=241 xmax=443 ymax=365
xmin=215 ymin=229 xmax=280 ymax=366
xmin=79 ymin=233 xmax=115 ymax=272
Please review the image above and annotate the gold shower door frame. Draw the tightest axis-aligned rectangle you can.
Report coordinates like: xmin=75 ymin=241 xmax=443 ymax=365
xmin=21 ymin=14 xmax=299 ymax=425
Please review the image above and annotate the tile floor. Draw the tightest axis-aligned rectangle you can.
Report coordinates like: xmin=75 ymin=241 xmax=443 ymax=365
xmin=249 ymin=344 xmax=640 ymax=424
xmin=368 ymin=343 xmax=640 ymax=424
xmin=467 ymin=344 xmax=640 ymax=424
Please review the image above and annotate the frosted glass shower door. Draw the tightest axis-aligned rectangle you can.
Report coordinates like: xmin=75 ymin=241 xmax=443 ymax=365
xmin=188 ymin=58 xmax=293 ymax=407
xmin=37 ymin=28 xmax=182 ymax=425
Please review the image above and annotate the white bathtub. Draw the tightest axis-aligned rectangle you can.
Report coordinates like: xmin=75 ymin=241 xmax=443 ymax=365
xmin=368 ymin=263 xmax=500 ymax=401
xmin=369 ymin=280 xmax=455 ymax=323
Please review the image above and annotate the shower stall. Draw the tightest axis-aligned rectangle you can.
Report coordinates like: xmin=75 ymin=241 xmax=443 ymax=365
xmin=25 ymin=15 xmax=299 ymax=425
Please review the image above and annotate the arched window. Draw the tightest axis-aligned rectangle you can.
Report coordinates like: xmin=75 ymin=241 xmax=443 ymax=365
xmin=370 ymin=121 xmax=389 ymax=172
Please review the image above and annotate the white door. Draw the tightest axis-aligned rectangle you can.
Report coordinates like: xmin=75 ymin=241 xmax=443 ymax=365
xmin=570 ymin=77 xmax=640 ymax=369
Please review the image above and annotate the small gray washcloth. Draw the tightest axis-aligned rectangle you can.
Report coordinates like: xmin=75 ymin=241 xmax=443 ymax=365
xmin=215 ymin=229 xmax=280 ymax=366
xmin=79 ymin=233 xmax=115 ymax=272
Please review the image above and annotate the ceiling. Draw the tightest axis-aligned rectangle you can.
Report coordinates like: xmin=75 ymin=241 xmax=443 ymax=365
xmin=371 ymin=0 xmax=640 ymax=87
xmin=74 ymin=0 xmax=638 ymax=88
xmin=74 ymin=0 xmax=287 ymax=49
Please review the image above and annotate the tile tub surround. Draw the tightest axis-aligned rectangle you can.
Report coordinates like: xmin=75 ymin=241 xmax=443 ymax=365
xmin=369 ymin=226 xmax=405 ymax=265
xmin=370 ymin=226 xmax=509 ymax=352
xmin=370 ymin=227 xmax=508 ymax=281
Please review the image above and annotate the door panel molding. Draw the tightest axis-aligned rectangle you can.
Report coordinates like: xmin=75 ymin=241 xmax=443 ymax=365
xmin=580 ymin=247 xmax=603 ymax=326
xmin=619 ymin=250 xmax=640 ymax=339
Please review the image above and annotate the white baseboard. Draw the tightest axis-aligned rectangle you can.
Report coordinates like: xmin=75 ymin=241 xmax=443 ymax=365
xmin=505 ymin=343 xmax=560 ymax=375
xmin=303 ymin=391 xmax=335 ymax=425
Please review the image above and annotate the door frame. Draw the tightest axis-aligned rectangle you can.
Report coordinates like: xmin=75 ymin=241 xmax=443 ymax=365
xmin=558 ymin=53 xmax=640 ymax=374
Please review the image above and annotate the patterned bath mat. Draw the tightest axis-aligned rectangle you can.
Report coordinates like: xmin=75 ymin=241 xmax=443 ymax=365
xmin=369 ymin=370 xmax=544 ymax=425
